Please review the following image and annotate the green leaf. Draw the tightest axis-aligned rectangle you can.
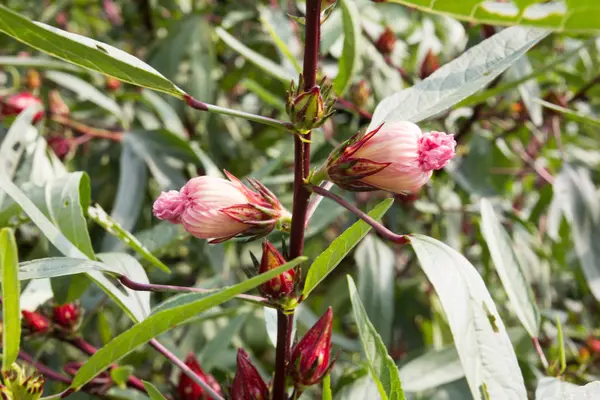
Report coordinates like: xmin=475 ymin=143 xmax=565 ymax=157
xmin=535 ymin=378 xmax=600 ymax=400
xmin=143 ymin=381 xmax=168 ymax=400
xmin=382 ymin=0 xmax=600 ymax=32
xmin=535 ymin=98 xmax=600 ymax=128
xmin=556 ymin=316 xmax=566 ymax=375
xmin=398 ymin=346 xmax=464 ymax=392
xmin=216 ymin=27 xmax=294 ymax=83
xmin=348 ymin=276 xmax=405 ymax=400
xmin=302 ymin=198 xmax=394 ymax=300
xmin=368 ymin=27 xmax=548 ymax=130
xmin=0 ymin=6 xmax=185 ymax=98
xmin=199 ymin=313 xmax=248 ymax=370
xmin=16 ymin=258 xmax=121 ymax=280
xmin=409 ymin=234 xmax=526 ymax=400
xmin=259 ymin=7 xmax=302 ymax=73
xmin=480 ymin=198 xmax=540 ymax=338
xmin=70 ymin=256 xmax=306 ymax=389
xmin=89 ymin=205 xmax=170 ymax=274
xmin=0 ymin=228 xmax=20 ymax=370
xmin=0 ymin=174 xmax=149 ymax=322
xmin=110 ymin=366 xmax=134 ymax=388
xmin=0 ymin=55 xmax=81 ymax=71
xmin=45 ymin=71 xmax=123 ymax=119
xmin=552 ymin=165 xmax=600 ymax=301
xmin=141 ymin=90 xmax=186 ymax=137
xmin=333 ymin=0 xmax=361 ymax=96
xmin=355 ymin=234 xmax=395 ymax=346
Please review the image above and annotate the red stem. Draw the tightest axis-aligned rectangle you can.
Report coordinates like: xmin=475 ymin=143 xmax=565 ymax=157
xmin=18 ymin=350 xmax=72 ymax=384
xmin=273 ymin=1 xmax=322 ymax=399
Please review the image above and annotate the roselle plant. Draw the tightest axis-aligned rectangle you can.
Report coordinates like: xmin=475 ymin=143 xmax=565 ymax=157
xmin=1 ymin=0 xmax=600 ymax=399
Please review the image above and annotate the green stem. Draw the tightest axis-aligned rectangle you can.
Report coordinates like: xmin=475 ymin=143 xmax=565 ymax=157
xmin=185 ymin=95 xmax=294 ymax=132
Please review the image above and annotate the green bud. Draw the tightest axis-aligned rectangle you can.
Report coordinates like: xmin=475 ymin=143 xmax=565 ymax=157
xmin=286 ymin=75 xmax=335 ymax=133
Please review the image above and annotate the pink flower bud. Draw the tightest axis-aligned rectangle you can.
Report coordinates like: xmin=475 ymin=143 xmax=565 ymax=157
xmin=177 ymin=353 xmax=222 ymax=400
xmin=21 ymin=311 xmax=50 ymax=335
xmin=153 ymin=172 xmax=291 ymax=243
xmin=326 ymin=122 xmax=456 ymax=194
xmin=231 ymin=349 xmax=269 ymax=400
xmin=1 ymin=92 xmax=44 ymax=123
xmin=258 ymin=241 xmax=295 ymax=299
xmin=52 ymin=303 xmax=81 ymax=331
xmin=290 ymin=307 xmax=335 ymax=388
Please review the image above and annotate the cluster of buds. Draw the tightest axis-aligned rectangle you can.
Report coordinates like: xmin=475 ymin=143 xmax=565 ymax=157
xmin=53 ymin=303 xmax=82 ymax=332
xmin=248 ymin=242 xmax=297 ymax=306
xmin=177 ymin=353 xmax=222 ymax=400
xmin=231 ymin=349 xmax=269 ymax=400
xmin=286 ymin=75 xmax=334 ymax=133
xmin=324 ymin=121 xmax=456 ymax=194
xmin=0 ymin=92 xmax=44 ymax=123
xmin=0 ymin=364 xmax=45 ymax=400
xmin=290 ymin=307 xmax=335 ymax=388
xmin=153 ymin=172 xmax=291 ymax=243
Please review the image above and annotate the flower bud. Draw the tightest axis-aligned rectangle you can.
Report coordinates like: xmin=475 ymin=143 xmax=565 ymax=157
xmin=350 ymin=80 xmax=371 ymax=108
xmin=1 ymin=364 xmax=45 ymax=400
xmin=21 ymin=311 xmax=50 ymax=335
xmin=375 ymin=27 xmax=396 ymax=55
xmin=231 ymin=349 xmax=269 ymax=400
xmin=290 ymin=307 xmax=335 ymax=388
xmin=419 ymin=49 xmax=440 ymax=80
xmin=48 ymin=90 xmax=69 ymax=116
xmin=177 ymin=353 xmax=222 ymax=400
xmin=153 ymin=172 xmax=291 ymax=243
xmin=325 ymin=121 xmax=456 ymax=194
xmin=286 ymin=76 xmax=334 ymax=133
xmin=1 ymin=93 xmax=44 ymax=123
xmin=105 ymin=76 xmax=121 ymax=92
xmin=258 ymin=241 xmax=295 ymax=300
xmin=26 ymin=69 xmax=41 ymax=90
xmin=52 ymin=303 xmax=81 ymax=332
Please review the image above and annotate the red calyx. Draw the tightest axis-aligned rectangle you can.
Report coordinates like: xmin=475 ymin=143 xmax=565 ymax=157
xmin=177 ymin=353 xmax=222 ymax=400
xmin=375 ymin=27 xmax=396 ymax=55
xmin=52 ymin=303 xmax=81 ymax=331
xmin=231 ymin=349 xmax=269 ymax=400
xmin=22 ymin=310 xmax=50 ymax=335
xmin=258 ymin=241 xmax=295 ymax=299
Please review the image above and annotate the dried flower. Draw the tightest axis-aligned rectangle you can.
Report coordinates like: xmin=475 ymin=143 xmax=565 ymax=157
xmin=375 ymin=27 xmax=396 ymax=55
xmin=257 ymin=241 xmax=295 ymax=299
xmin=52 ymin=303 xmax=81 ymax=331
xmin=1 ymin=364 xmax=45 ymax=400
xmin=290 ymin=307 xmax=335 ymax=388
xmin=1 ymin=93 xmax=44 ymax=123
xmin=177 ymin=353 xmax=222 ymax=400
xmin=21 ymin=311 xmax=50 ymax=335
xmin=231 ymin=349 xmax=269 ymax=400
xmin=153 ymin=172 xmax=291 ymax=243
xmin=325 ymin=121 xmax=456 ymax=194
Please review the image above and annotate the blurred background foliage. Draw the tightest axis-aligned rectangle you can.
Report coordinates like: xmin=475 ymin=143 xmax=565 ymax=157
xmin=1 ymin=0 xmax=600 ymax=399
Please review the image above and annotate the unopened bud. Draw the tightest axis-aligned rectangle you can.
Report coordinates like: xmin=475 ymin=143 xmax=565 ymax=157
xmin=350 ymin=81 xmax=371 ymax=108
xmin=231 ymin=349 xmax=269 ymax=400
xmin=52 ymin=303 xmax=81 ymax=332
xmin=375 ymin=27 xmax=396 ymax=55
xmin=26 ymin=69 xmax=41 ymax=90
xmin=286 ymin=76 xmax=334 ymax=133
xmin=420 ymin=49 xmax=440 ymax=79
xmin=21 ymin=311 xmax=50 ymax=335
xmin=177 ymin=353 xmax=222 ymax=400
xmin=290 ymin=307 xmax=335 ymax=388
xmin=105 ymin=76 xmax=121 ymax=92
xmin=258 ymin=241 xmax=295 ymax=300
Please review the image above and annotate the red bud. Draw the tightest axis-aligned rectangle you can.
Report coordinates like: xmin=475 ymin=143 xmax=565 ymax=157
xmin=105 ymin=76 xmax=121 ymax=92
xmin=258 ymin=241 xmax=295 ymax=299
xmin=231 ymin=349 xmax=269 ymax=400
xmin=22 ymin=311 xmax=50 ymax=335
xmin=1 ymin=92 xmax=44 ymax=123
xmin=420 ymin=49 xmax=440 ymax=79
xmin=290 ymin=307 xmax=335 ymax=387
xmin=52 ymin=303 xmax=81 ymax=331
xmin=177 ymin=353 xmax=222 ymax=400
xmin=375 ymin=27 xmax=396 ymax=55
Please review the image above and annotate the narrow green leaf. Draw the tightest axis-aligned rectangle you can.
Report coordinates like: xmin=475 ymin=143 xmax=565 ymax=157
xmin=141 ymin=90 xmax=186 ymax=137
xmin=89 ymin=205 xmax=170 ymax=274
xmin=70 ymin=256 xmax=306 ymax=389
xmin=216 ymin=27 xmax=294 ymax=83
xmin=259 ymin=7 xmax=302 ymax=73
xmin=0 ymin=6 xmax=185 ymax=98
xmin=302 ymin=198 xmax=394 ymax=300
xmin=143 ymin=381 xmax=168 ymax=400
xmin=409 ymin=234 xmax=526 ymax=400
xmin=0 ymin=228 xmax=20 ymax=370
xmin=556 ymin=316 xmax=566 ymax=375
xmin=348 ymin=276 xmax=405 ymax=400
xmin=0 ymin=55 xmax=81 ymax=71
xmin=535 ymin=98 xmax=600 ymax=127
xmin=383 ymin=0 xmax=600 ymax=32
xmin=480 ymin=198 xmax=540 ymax=338
xmin=333 ymin=0 xmax=361 ymax=96
xmin=16 ymin=258 xmax=121 ymax=280
xmin=368 ymin=27 xmax=548 ymax=130
xmin=398 ymin=346 xmax=463 ymax=392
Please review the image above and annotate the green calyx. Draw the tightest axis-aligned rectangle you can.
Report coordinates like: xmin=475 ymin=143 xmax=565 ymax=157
xmin=1 ymin=364 xmax=45 ymax=400
xmin=286 ymin=75 xmax=335 ymax=134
